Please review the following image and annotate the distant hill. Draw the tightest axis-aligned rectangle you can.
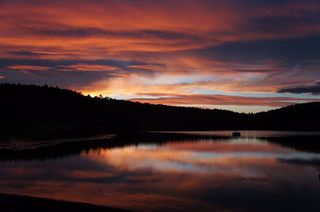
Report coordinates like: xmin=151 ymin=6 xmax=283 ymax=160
xmin=253 ymin=102 xmax=320 ymax=131
xmin=0 ymin=83 xmax=319 ymax=140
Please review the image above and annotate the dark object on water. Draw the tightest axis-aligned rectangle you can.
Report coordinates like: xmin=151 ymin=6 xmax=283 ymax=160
xmin=232 ymin=131 xmax=241 ymax=137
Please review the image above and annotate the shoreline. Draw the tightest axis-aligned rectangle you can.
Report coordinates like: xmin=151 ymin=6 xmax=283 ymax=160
xmin=0 ymin=193 xmax=128 ymax=212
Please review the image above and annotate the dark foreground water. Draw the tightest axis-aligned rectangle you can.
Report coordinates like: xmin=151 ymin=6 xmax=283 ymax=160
xmin=0 ymin=131 xmax=320 ymax=211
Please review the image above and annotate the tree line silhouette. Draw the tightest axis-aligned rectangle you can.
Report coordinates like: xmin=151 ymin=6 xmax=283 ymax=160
xmin=1 ymin=83 xmax=319 ymax=140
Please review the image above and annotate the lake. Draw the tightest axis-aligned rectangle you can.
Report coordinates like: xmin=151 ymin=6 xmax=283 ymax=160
xmin=0 ymin=131 xmax=320 ymax=211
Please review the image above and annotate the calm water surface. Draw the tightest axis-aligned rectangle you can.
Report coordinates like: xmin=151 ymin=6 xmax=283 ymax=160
xmin=0 ymin=131 xmax=320 ymax=211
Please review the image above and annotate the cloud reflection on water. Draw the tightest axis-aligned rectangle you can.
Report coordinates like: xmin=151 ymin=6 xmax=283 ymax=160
xmin=0 ymin=135 xmax=319 ymax=211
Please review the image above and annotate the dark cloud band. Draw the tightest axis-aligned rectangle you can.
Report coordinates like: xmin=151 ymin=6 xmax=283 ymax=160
xmin=279 ymin=82 xmax=320 ymax=94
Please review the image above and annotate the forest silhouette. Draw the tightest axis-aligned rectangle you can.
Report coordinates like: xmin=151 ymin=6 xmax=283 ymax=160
xmin=1 ymin=83 xmax=320 ymax=140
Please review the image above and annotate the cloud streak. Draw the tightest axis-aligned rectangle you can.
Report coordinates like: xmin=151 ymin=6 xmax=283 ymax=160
xmin=131 ymin=93 xmax=318 ymax=108
xmin=279 ymin=82 xmax=320 ymax=94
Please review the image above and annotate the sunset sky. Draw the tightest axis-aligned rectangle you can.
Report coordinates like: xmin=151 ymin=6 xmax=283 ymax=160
xmin=0 ymin=0 xmax=320 ymax=112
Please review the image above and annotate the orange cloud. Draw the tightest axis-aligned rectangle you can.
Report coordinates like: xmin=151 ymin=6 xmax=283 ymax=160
xmin=1 ymin=0 xmax=318 ymax=59
xmin=58 ymin=64 xmax=118 ymax=72
xmin=7 ymin=65 xmax=50 ymax=71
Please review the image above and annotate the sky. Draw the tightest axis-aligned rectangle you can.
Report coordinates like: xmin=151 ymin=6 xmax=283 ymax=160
xmin=0 ymin=0 xmax=320 ymax=113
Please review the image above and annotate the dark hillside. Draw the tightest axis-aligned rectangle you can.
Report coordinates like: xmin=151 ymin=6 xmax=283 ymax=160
xmin=253 ymin=102 xmax=320 ymax=130
xmin=0 ymin=83 xmax=319 ymax=140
